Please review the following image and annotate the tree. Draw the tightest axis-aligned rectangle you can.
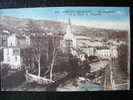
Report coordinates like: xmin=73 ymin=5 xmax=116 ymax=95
xmin=26 ymin=20 xmax=43 ymax=35
xmin=50 ymin=48 xmax=57 ymax=80
xmin=26 ymin=20 xmax=47 ymax=77
xmin=32 ymin=36 xmax=42 ymax=76
xmin=44 ymin=35 xmax=59 ymax=80
xmin=118 ymin=44 xmax=128 ymax=75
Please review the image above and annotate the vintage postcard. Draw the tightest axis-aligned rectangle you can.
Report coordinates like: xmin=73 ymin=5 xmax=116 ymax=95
xmin=0 ymin=7 xmax=130 ymax=91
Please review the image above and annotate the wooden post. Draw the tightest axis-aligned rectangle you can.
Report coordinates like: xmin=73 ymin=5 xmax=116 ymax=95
xmin=38 ymin=56 xmax=41 ymax=77
xmin=50 ymin=48 xmax=56 ymax=80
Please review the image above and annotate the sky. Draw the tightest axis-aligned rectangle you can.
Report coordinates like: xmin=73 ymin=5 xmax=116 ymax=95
xmin=0 ymin=7 xmax=130 ymax=30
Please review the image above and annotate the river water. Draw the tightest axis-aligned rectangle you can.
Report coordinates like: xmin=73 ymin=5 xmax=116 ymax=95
xmin=79 ymin=81 xmax=104 ymax=91
xmin=56 ymin=77 xmax=104 ymax=91
xmin=2 ymin=78 xmax=104 ymax=91
xmin=1 ymin=70 xmax=104 ymax=91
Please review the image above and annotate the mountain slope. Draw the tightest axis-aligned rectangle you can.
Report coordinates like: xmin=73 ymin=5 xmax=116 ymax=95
xmin=0 ymin=16 xmax=128 ymax=41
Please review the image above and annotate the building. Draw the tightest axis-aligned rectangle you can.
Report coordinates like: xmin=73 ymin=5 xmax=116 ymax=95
xmin=81 ymin=46 xmax=96 ymax=57
xmin=95 ymin=46 xmax=111 ymax=59
xmin=95 ymin=46 xmax=118 ymax=59
xmin=2 ymin=47 xmax=22 ymax=69
xmin=110 ymin=46 xmax=118 ymax=58
xmin=61 ymin=19 xmax=118 ymax=60
xmin=76 ymin=36 xmax=92 ymax=48
xmin=76 ymin=36 xmax=118 ymax=59
xmin=7 ymin=34 xmax=30 ymax=47
xmin=0 ymin=48 xmax=3 ymax=62
xmin=61 ymin=19 xmax=76 ymax=54
xmin=0 ymin=30 xmax=10 ymax=47
xmin=2 ymin=34 xmax=31 ymax=69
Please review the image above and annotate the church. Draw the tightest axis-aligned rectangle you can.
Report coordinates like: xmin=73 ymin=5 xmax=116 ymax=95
xmin=61 ymin=19 xmax=76 ymax=54
xmin=61 ymin=19 xmax=118 ymax=60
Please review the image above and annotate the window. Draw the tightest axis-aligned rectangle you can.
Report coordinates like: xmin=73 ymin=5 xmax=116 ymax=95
xmin=11 ymin=42 xmax=12 ymax=46
xmin=7 ymin=56 xmax=10 ymax=62
xmin=66 ymin=40 xmax=73 ymax=48
xmin=13 ymin=49 xmax=19 ymax=55
xmin=15 ymin=56 xmax=18 ymax=62
xmin=7 ymin=49 xmax=9 ymax=55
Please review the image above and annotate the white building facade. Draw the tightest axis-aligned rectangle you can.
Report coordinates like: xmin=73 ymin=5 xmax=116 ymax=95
xmin=61 ymin=19 xmax=118 ymax=60
xmin=2 ymin=34 xmax=30 ymax=69
xmin=61 ymin=19 xmax=76 ymax=54
xmin=7 ymin=34 xmax=30 ymax=47
xmin=3 ymin=48 xmax=22 ymax=69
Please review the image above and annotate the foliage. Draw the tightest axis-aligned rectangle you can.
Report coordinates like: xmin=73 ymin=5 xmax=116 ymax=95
xmin=117 ymin=44 xmax=128 ymax=75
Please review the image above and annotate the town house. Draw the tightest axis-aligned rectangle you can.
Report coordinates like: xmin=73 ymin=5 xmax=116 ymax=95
xmin=2 ymin=34 xmax=30 ymax=69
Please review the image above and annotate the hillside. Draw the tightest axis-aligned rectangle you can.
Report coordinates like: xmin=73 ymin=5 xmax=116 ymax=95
xmin=0 ymin=16 xmax=128 ymax=42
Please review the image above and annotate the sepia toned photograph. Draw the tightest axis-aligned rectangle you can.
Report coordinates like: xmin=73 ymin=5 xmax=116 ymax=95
xmin=0 ymin=7 xmax=130 ymax=91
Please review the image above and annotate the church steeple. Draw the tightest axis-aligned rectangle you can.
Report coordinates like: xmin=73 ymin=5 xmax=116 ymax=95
xmin=64 ymin=18 xmax=73 ymax=40
xmin=62 ymin=19 xmax=77 ymax=54
xmin=68 ymin=18 xmax=71 ymax=26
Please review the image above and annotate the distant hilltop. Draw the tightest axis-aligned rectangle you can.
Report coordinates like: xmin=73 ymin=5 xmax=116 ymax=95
xmin=0 ymin=16 xmax=128 ymax=42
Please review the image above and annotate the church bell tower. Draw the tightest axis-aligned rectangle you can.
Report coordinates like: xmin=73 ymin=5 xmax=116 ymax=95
xmin=63 ymin=19 xmax=76 ymax=54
